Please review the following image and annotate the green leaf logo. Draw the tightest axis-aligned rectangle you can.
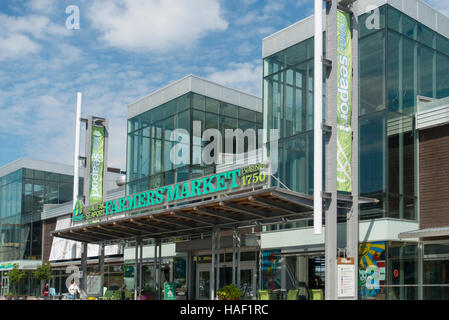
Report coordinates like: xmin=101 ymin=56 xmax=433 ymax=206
xmin=72 ymin=198 xmax=85 ymax=221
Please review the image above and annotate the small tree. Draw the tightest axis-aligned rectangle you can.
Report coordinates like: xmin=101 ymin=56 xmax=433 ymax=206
xmin=33 ymin=261 xmax=52 ymax=297
xmin=8 ymin=264 xmax=25 ymax=297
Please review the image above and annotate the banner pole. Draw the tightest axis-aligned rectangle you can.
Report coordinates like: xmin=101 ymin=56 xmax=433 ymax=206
xmin=73 ymin=92 xmax=82 ymax=210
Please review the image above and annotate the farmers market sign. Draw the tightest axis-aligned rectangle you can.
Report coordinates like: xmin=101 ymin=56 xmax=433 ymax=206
xmin=73 ymin=163 xmax=268 ymax=223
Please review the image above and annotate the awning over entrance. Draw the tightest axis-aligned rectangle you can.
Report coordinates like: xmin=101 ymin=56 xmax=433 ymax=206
xmin=398 ymin=226 xmax=449 ymax=239
xmin=52 ymin=187 xmax=317 ymax=244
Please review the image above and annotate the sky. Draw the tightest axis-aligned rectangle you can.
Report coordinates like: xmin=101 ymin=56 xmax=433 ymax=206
xmin=0 ymin=0 xmax=447 ymax=171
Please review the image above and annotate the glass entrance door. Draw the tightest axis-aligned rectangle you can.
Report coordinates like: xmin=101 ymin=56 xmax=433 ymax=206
xmin=1 ymin=273 xmax=9 ymax=296
xmin=196 ymin=264 xmax=256 ymax=299
xmin=198 ymin=271 xmax=210 ymax=300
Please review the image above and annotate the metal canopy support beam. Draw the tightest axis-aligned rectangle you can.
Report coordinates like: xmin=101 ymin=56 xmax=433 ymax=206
xmin=236 ymin=229 xmax=241 ymax=288
xmin=99 ymin=243 xmax=105 ymax=297
xmin=223 ymin=202 xmax=267 ymax=219
xmin=139 ymin=239 xmax=143 ymax=298
xmin=134 ymin=238 xmax=139 ymax=300
xmin=186 ymin=251 xmax=192 ymax=299
xmin=325 ymin=0 xmax=338 ymax=300
xmin=216 ymin=228 xmax=221 ymax=293
xmin=232 ymin=228 xmax=237 ymax=284
xmin=153 ymin=239 xmax=158 ymax=300
xmin=210 ymin=228 xmax=216 ymax=300
xmin=81 ymin=242 xmax=88 ymax=300
xmin=158 ymin=239 xmax=162 ymax=300
xmin=197 ymin=207 xmax=242 ymax=223
xmin=140 ymin=218 xmax=172 ymax=232
xmin=174 ymin=211 xmax=217 ymax=226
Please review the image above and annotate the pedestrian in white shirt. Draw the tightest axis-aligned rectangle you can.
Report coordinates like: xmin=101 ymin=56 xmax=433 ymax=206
xmin=68 ymin=280 xmax=80 ymax=300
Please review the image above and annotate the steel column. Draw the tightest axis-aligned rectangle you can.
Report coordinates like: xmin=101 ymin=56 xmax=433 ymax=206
xmin=134 ymin=239 xmax=138 ymax=299
xmin=139 ymin=240 xmax=143 ymax=296
xmin=153 ymin=239 xmax=158 ymax=300
xmin=324 ymin=0 xmax=338 ymax=300
xmin=81 ymin=242 xmax=88 ymax=300
xmin=99 ymin=243 xmax=105 ymax=297
xmin=210 ymin=228 xmax=216 ymax=300
xmin=216 ymin=228 xmax=221 ymax=291
xmin=158 ymin=239 xmax=162 ymax=300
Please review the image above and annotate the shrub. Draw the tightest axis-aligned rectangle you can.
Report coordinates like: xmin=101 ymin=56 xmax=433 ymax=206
xmin=217 ymin=284 xmax=243 ymax=300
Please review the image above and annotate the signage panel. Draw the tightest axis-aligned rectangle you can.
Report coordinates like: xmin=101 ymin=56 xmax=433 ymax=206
xmin=73 ymin=163 xmax=268 ymax=222
xmin=89 ymin=125 xmax=105 ymax=205
xmin=337 ymin=257 xmax=355 ymax=298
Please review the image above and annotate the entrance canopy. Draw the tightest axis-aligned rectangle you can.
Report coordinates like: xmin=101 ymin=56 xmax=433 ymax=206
xmin=53 ymin=187 xmax=316 ymax=244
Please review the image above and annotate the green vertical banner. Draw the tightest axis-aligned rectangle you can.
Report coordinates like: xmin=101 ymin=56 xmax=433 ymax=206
xmin=336 ymin=10 xmax=353 ymax=193
xmin=90 ymin=125 xmax=105 ymax=204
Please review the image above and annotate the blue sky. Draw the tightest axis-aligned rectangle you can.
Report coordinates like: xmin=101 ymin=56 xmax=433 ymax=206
xmin=0 ymin=0 xmax=447 ymax=171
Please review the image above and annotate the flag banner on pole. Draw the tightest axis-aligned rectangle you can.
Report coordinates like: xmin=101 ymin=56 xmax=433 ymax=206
xmin=336 ymin=10 xmax=353 ymax=193
xmin=89 ymin=125 xmax=105 ymax=204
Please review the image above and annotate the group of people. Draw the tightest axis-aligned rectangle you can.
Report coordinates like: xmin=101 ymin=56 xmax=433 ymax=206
xmin=41 ymin=280 xmax=80 ymax=300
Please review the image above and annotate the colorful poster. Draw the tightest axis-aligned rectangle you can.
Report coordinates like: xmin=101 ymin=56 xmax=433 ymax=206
xmin=336 ymin=10 xmax=353 ymax=192
xmin=262 ymin=250 xmax=281 ymax=290
xmin=358 ymin=242 xmax=386 ymax=299
xmin=89 ymin=125 xmax=105 ymax=205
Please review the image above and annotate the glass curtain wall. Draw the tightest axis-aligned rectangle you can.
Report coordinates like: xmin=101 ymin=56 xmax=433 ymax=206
xmin=263 ymin=37 xmax=317 ymax=195
xmin=0 ymin=169 xmax=79 ymax=262
xmin=127 ymin=92 xmax=262 ymax=195
xmin=359 ymin=5 xmax=449 ymax=220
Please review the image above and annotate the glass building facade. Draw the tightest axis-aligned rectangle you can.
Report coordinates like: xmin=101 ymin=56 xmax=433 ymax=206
xmin=359 ymin=5 xmax=449 ymax=221
xmin=261 ymin=4 xmax=449 ymax=300
xmin=263 ymin=37 xmax=317 ymax=196
xmin=264 ymin=5 xmax=449 ymax=222
xmin=127 ymin=92 xmax=262 ymax=196
xmin=0 ymin=168 xmax=80 ymax=262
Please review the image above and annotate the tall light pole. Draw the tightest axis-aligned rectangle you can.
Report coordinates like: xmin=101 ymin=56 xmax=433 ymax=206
xmin=73 ymin=92 xmax=82 ymax=208
xmin=314 ymin=0 xmax=323 ymax=235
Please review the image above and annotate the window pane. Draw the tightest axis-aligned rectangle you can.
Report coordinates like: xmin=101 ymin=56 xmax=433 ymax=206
xmin=418 ymin=45 xmax=435 ymax=98
xmin=360 ymin=31 xmax=386 ymax=115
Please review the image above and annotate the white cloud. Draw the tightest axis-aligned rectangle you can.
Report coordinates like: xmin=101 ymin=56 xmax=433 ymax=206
xmin=0 ymin=13 xmax=70 ymax=61
xmin=88 ymin=0 xmax=228 ymax=52
xmin=27 ymin=0 xmax=58 ymax=14
xmin=0 ymin=14 xmax=68 ymax=39
xmin=206 ymin=61 xmax=262 ymax=97
xmin=0 ymin=33 xmax=40 ymax=60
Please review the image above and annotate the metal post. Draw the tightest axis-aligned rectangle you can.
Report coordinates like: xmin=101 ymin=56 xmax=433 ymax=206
xmin=139 ymin=240 xmax=143 ymax=295
xmin=99 ymin=243 xmax=105 ymax=298
xmin=325 ymin=0 xmax=338 ymax=300
xmin=73 ymin=92 xmax=82 ymax=209
xmin=210 ymin=228 xmax=216 ymax=300
xmin=216 ymin=228 xmax=221 ymax=291
xmin=418 ymin=242 xmax=423 ymax=300
xmin=314 ymin=0 xmax=324 ymax=235
xmin=134 ymin=239 xmax=138 ymax=300
xmin=153 ymin=239 xmax=157 ymax=300
xmin=347 ymin=5 xmax=359 ymax=300
xmin=237 ymin=230 xmax=241 ymax=288
xmin=232 ymin=229 xmax=236 ymax=284
xmin=186 ymin=251 xmax=192 ymax=299
xmin=81 ymin=242 xmax=88 ymax=300
xmin=158 ymin=239 xmax=162 ymax=300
